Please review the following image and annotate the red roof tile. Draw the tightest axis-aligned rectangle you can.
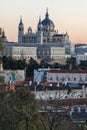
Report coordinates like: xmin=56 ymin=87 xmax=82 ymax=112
xmin=49 ymin=69 xmax=87 ymax=74
xmin=14 ymin=81 xmax=24 ymax=86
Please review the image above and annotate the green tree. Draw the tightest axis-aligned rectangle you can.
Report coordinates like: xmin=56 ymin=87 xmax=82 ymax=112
xmin=0 ymin=88 xmax=43 ymax=130
xmin=2 ymin=56 xmax=26 ymax=70
xmin=78 ymin=60 xmax=87 ymax=69
xmin=26 ymin=57 xmax=39 ymax=77
xmin=39 ymin=98 xmax=68 ymax=130
xmin=64 ymin=57 xmax=77 ymax=70
xmin=17 ymin=59 xmax=26 ymax=70
xmin=39 ymin=59 xmax=49 ymax=68
xmin=2 ymin=56 xmax=11 ymax=69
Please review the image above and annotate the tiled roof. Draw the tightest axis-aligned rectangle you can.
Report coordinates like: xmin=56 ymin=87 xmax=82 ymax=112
xmin=14 ymin=81 xmax=24 ymax=86
xmin=49 ymin=69 xmax=87 ymax=74
xmin=40 ymin=82 xmax=57 ymax=86
xmin=53 ymin=34 xmax=66 ymax=37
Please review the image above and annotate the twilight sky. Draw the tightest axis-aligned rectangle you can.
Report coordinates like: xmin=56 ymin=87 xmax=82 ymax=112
xmin=0 ymin=0 xmax=87 ymax=43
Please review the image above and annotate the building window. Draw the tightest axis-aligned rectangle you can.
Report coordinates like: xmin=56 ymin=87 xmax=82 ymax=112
xmin=85 ymin=76 xmax=87 ymax=81
xmin=38 ymin=51 xmax=40 ymax=54
xmin=79 ymin=76 xmax=83 ymax=82
xmin=19 ymin=28 xmax=21 ymax=31
xmin=74 ymin=77 xmax=76 ymax=81
xmin=61 ymin=77 xmax=65 ymax=82
xmin=56 ymin=76 xmax=59 ymax=81
xmin=68 ymin=77 xmax=70 ymax=81
xmin=47 ymin=51 xmax=49 ymax=54
xmin=49 ymin=77 xmax=53 ymax=80
xmin=43 ymin=51 xmax=45 ymax=54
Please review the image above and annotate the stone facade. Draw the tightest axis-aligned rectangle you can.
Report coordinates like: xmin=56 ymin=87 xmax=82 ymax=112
xmin=2 ymin=43 xmax=37 ymax=61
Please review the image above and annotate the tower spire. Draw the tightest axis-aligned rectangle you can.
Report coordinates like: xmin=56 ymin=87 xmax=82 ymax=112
xmin=39 ymin=15 xmax=41 ymax=24
xmin=20 ymin=15 xmax=22 ymax=23
xmin=18 ymin=15 xmax=24 ymax=43
xmin=45 ymin=7 xmax=49 ymax=18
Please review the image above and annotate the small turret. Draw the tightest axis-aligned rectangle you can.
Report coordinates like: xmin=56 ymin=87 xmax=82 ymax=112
xmin=28 ymin=27 xmax=32 ymax=34
xmin=18 ymin=16 xmax=24 ymax=43
xmin=2 ymin=30 xmax=7 ymax=43
xmin=37 ymin=16 xmax=43 ymax=32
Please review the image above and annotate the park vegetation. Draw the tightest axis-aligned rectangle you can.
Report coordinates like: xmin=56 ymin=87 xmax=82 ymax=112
xmin=0 ymin=87 xmax=87 ymax=130
xmin=1 ymin=56 xmax=87 ymax=78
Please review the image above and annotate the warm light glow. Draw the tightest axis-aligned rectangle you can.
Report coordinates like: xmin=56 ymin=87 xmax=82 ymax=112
xmin=0 ymin=0 xmax=87 ymax=43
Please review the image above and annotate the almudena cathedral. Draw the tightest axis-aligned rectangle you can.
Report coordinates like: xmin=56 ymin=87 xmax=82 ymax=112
xmin=1 ymin=9 xmax=71 ymax=63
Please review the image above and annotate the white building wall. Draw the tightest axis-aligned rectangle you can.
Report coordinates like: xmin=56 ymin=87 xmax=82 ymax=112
xmin=34 ymin=69 xmax=87 ymax=84
xmin=51 ymin=47 xmax=65 ymax=59
xmin=3 ymin=45 xmax=37 ymax=61
xmin=76 ymin=53 xmax=87 ymax=64
xmin=47 ymin=72 xmax=87 ymax=84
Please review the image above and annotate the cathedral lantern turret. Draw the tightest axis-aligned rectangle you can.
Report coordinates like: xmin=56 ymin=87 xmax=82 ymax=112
xmin=18 ymin=17 xmax=24 ymax=43
xmin=28 ymin=27 xmax=32 ymax=34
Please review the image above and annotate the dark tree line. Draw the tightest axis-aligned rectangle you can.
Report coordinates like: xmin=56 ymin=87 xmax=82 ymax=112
xmin=1 ymin=56 xmax=87 ymax=78
xmin=1 ymin=57 xmax=53 ymax=78
xmin=2 ymin=56 xmax=26 ymax=70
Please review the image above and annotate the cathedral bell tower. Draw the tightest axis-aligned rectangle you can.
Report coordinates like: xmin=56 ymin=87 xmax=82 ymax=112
xmin=37 ymin=16 xmax=43 ymax=32
xmin=18 ymin=17 xmax=24 ymax=43
xmin=37 ymin=16 xmax=43 ymax=45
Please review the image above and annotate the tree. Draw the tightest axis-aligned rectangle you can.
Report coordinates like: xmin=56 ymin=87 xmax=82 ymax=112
xmin=2 ymin=56 xmax=11 ymax=69
xmin=39 ymin=59 xmax=49 ymax=68
xmin=26 ymin=57 xmax=39 ymax=77
xmin=78 ymin=60 xmax=87 ymax=69
xmin=17 ymin=59 xmax=26 ymax=70
xmin=64 ymin=57 xmax=77 ymax=70
xmin=2 ymin=56 xmax=26 ymax=70
xmin=38 ymin=96 xmax=68 ymax=130
xmin=0 ymin=88 xmax=43 ymax=130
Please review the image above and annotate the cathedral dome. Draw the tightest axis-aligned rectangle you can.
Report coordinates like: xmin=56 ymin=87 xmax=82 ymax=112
xmin=41 ymin=9 xmax=55 ymax=31
xmin=41 ymin=18 xmax=54 ymax=27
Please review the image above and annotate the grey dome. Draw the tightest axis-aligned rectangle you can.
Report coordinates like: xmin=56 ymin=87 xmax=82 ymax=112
xmin=41 ymin=9 xmax=55 ymax=31
xmin=41 ymin=18 xmax=54 ymax=27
